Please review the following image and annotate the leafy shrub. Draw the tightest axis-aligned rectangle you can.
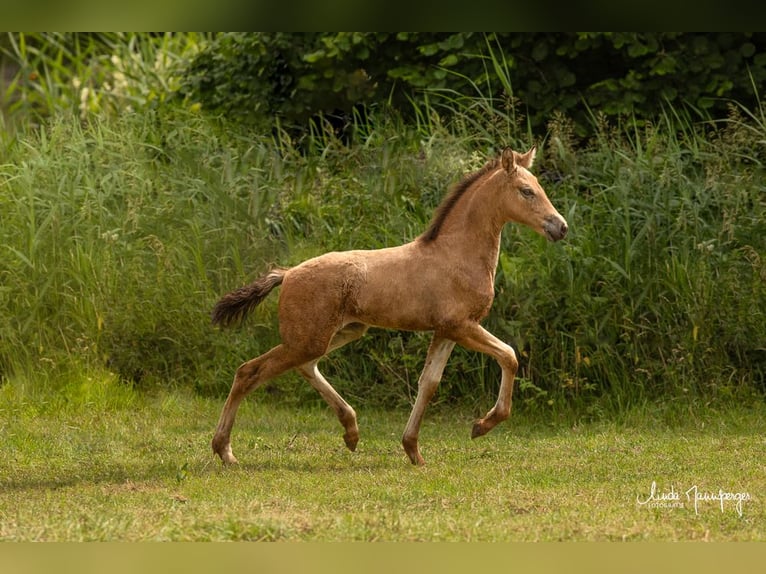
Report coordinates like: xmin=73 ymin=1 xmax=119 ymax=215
xmin=179 ymin=32 xmax=766 ymax=136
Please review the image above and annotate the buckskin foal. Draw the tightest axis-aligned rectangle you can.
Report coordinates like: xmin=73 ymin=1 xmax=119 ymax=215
xmin=211 ymin=146 xmax=567 ymax=465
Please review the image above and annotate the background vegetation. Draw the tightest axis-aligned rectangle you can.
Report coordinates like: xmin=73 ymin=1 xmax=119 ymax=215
xmin=1 ymin=32 xmax=764 ymax=418
xmin=179 ymin=32 xmax=766 ymax=136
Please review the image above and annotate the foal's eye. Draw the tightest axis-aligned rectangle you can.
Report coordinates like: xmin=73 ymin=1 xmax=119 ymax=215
xmin=520 ymin=186 xmax=535 ymax=198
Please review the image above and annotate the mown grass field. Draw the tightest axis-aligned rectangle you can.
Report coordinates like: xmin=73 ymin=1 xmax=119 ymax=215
xmin=2 ymin=380 xmax=763 ymax=541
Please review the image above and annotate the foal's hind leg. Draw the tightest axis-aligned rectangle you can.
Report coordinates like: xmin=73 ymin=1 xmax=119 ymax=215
xmin=297 ymin=362 xmax=360 ymax=451
xmin=296 ymin=323 xmax=368 ymax=452
xmin=402 ymin=335 xmax=456 ymax=465
xmin=212 ymin=344 xmax=307 ymax=464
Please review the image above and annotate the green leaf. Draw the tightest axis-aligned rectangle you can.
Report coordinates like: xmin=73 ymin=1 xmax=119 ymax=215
xmin=532 ymin=41 xmax=548 ymax=62
xmin=741 ymin=42 xmax=756 ymax=58
xmin=418 ymin=43 xmax=439 ymax=56
xmin=439 ymin=54 xmax=459 ymax=67
xmin=303 ymin=50 xmax=325 ymax=64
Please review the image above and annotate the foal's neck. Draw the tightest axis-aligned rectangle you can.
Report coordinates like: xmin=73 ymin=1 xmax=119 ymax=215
xmin=422 ymin=174 xmax=506 ymax=273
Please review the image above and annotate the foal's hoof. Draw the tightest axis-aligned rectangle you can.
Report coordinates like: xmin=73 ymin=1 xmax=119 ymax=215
xmin=343 ymin=431 xmax=359 ymax=452
xmin=471 ymin=420 xmax=488 ymax=439
xmin=220 ymin=451 xmax=239 ymax=465
xmin=404 ymin=446 xmax=425 ymax=465
xmin=409 ymin=452 xmax=426 ymax=466
xmin=402 ymin=438 xmax=425 ymax=465
xmin=212 ymin=438 xmax=239 ymax=465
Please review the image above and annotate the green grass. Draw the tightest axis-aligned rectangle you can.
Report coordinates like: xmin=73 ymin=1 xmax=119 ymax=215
xmin=2 ymin=377 xmax=764 ymax=541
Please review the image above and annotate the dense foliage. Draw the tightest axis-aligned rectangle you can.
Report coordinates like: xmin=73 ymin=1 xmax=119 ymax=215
xmin=179 ymin=32 xmax=766 ymax=136
xmin=1 ymin=33 xmax=765 ymax=416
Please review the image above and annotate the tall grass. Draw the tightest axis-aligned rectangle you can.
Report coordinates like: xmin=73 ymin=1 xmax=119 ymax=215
xmin=1 ymin=110 xmax=266 ymax=388
xmin=489 ymin=109 xmax=766 ymax=415
xmin=0 ymin=96 xmax=471 ymax=401
xmin=1 ymin=34 xmax=764 ymax=417
xmin=403 ymin=44 xmax=766 ymax=416
xmin=1 ymin=33 xmax=209 ymax=128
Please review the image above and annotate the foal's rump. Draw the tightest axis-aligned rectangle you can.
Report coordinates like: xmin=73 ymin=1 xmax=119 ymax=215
xmin=269 ymin=251 xmax=367 ymax=348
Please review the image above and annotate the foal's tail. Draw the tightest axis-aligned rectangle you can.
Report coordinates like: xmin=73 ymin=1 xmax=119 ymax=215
xmin=211 ymin=268 xmax=287 ymax=327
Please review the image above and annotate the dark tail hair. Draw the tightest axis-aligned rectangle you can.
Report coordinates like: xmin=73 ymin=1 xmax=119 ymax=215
xmin=211 ymin=268 xmax=287 ymax=327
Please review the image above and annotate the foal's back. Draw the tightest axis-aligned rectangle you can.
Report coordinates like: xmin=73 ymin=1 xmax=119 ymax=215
xmin=278 ymin=240 xmax=445 ymax=334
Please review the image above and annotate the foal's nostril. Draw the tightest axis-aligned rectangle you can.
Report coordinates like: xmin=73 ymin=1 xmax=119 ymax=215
xmin=544 ymin=216 xmax=568 ymax=241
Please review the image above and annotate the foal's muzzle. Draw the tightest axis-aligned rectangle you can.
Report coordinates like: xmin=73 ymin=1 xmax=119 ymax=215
xmin=543 ymin=215 xmax=568 ymax=242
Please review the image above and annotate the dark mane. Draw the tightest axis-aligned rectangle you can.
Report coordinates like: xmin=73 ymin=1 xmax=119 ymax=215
xmin=419 ymin=158 xmax=499 ymax=243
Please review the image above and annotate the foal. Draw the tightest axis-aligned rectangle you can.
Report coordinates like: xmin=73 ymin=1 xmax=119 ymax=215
xmin=211 ymin=146 xmax=567 ymax=465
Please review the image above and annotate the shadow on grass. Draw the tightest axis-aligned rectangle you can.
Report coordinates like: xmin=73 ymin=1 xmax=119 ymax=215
xmin=1 ymin=437 xmax=405 ymax=494
xmin=0 ymin=461 xmax=180 ymax=493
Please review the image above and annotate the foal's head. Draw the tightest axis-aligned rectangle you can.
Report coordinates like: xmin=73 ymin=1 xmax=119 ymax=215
xmin=492 ymin=147 xmax=568 ymax=242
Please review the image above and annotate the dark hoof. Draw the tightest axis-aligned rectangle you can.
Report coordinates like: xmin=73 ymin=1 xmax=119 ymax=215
xmin=343 ymin=432 xmax=359 ymax=452
xmin=407 ymin=451 xmax=425 ymax=465
xmin=471 ymin=421 xmax=486 ymax=439
xmin=402 ymin=437 xmax=425 ymax=465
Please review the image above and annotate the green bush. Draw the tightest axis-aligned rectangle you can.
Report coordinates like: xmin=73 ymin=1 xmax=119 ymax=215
xmin=179 ymin=32 xmax=766 ymax=136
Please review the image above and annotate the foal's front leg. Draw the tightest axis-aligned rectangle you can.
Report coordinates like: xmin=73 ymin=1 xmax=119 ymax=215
xmin=449 ymin=322 xmax=519 ymax=439
xmin=402 ymin=336 xmax=455 ymax=465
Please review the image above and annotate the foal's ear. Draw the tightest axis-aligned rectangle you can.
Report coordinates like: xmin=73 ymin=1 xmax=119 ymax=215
xmin=516 ymin=146 xmax=537 ymax=169
xmin=501 ymin=146 xmax=536 ymax=173
xmin=501 ymin=147 xmax=517 ymax=173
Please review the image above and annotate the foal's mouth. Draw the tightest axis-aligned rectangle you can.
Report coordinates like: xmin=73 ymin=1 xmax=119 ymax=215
xmin=543 ymin=216 xmax=568 ymax=242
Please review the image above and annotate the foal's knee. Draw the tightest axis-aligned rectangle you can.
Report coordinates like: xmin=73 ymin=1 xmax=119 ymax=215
xmin=499 ymin=344 xmax=518 ymax=374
